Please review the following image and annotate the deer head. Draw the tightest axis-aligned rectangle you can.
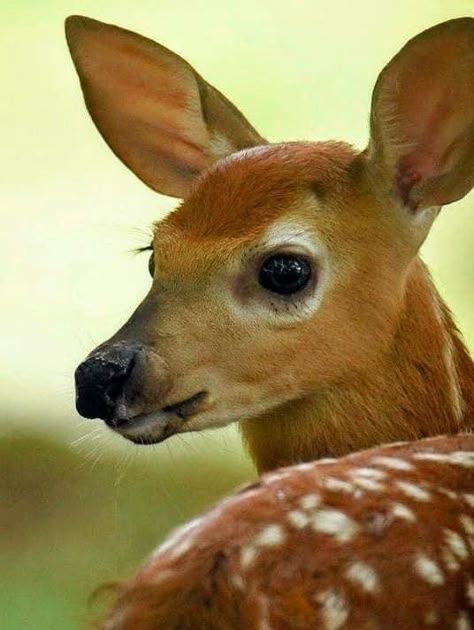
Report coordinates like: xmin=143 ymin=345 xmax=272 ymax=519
xmin=68 ymin=17 xmax=474 ymax=471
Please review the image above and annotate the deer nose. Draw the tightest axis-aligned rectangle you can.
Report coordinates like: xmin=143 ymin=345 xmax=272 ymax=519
xmin=75 ymin=342 xmax=142 ymax=421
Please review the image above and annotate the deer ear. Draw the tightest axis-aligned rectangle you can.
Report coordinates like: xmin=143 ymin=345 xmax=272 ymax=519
xmin=65 ymin=16 xmax=265 ymax=198
xmin=367 ymin=18 xmax=474 ymax=211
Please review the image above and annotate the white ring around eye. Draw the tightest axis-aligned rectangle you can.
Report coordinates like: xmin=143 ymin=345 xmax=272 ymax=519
xmin=231 ymin=218 xmax=330 ymax=325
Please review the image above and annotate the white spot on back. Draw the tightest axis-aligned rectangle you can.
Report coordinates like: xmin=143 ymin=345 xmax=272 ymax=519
xmin=315 ymin=589 xmax=349 ymax=630
xmin=396 ymin=481 xmax=431 ymax=502
xmin=463 ymin=493 xmax=474 ymax=508
xmin=295 ymin=462 xmax=315 ymax=472
xmin=465 ymin=578 xmax=474 ymax=606
xmin=312 ymin=508 xmax=359 ymax=543
xmin=444 ymin=529 xmax=469 ymax=560
xmin=456 ymin=611 xmax=472 ymax=630
xmin=371 ymin=456 xmax=414 ymax=471
xmin=414 ymin=553 xmax=445 ymax=586
xmin=240 ymin=544 xmax=258 ymax=569
xmin=441 ymin=546 xmax=461 ymax=573
xmin=255 ymin=524 xmax=285 ymax=548
xmin=155 ymin=516 xmax=204 ymax=557
xmin=322 ymin=477 xmax=356 ymax=494
xmin=265 ymin=469 xmax=294 ymax=483
xmin=424 ymin=610 xmax=439 ymax=625
xmin=351 ymin=467 xmax=387 ymax=481
xmin=170 ymin=537 xmax=193 ymax=558
xmin=345 ymin=561 xmax=379 ymax=593
xmin=351 ymin=477 xmax=385 ymax=492
xmin=240 ymin=524 xmax=285 ymax=569
xmin=460 ymin=515 xmax=474 ymax=537
xmin=287 ymin=509 xmax=310 ymax=529
xmin=437 ymin=487 xmax=458 ymax=500
xmin=391 ymin=502 xmax=417 ymax=522
xmin=414 ymin=451 xmax=474 ymax=468
xmin=230 ymin=574 xmax=246 ymax=591
xmin=381 ymin=441 xmax=409 ymax=449
xmin=299 ymin=493 xmax=320 ymax=510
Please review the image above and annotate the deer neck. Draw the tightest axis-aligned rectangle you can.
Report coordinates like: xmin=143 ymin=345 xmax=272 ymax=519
xmin=241 ymin=258 xmax=474 ymax=473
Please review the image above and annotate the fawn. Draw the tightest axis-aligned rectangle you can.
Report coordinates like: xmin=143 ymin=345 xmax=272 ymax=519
xmin=67 ymin=16 xmax=474 ymax=630
xmin=68 ymin=16 xmax=474 ymax=475
xmin=104 ymin=433 xmax=474 ymax=628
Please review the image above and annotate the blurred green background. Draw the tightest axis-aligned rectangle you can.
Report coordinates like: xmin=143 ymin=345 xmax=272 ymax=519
xmin=1 ymin=1 xmax=473 ymax=628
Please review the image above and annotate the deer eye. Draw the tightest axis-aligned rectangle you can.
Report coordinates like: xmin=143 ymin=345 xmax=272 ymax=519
xmin=258 ymin=254 xmax=312 ymax=295
xmin=148 ymin=253 xmax=155 ymax=277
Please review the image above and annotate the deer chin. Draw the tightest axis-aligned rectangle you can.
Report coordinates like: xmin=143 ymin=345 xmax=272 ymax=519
xmin=110 ymin=396 xmax=275 ymax=445
xmin=112 ymin=409 xmax=184 ymax=445
xmin=111 ymin=390 xmax=211 ymax=444
xmin=112 ymin=404 xmax=244 ymax=445
xmin=110 ymin=390 xmax=265 ymax=445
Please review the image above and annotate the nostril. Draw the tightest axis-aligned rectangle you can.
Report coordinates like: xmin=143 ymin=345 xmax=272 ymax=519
xmin=75 ymin=343 xmax=140 ymax=421
xmin=103 ymin=368 xmax=131 ymax=405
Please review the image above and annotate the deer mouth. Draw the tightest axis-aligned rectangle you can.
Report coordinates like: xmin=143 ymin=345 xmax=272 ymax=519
xmin=107 ymin=391 xmax=209 ymax=445
xmin=161 ymin=391 xmax=208 ymax=419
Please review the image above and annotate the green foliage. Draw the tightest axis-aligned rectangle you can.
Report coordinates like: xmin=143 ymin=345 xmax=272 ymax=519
xmin=0 ymin=432 xmax=252 ymax=629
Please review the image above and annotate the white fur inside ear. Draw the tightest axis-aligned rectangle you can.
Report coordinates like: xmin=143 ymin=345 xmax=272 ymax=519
xmin=210 ymin=132 xmax=237 ymax=160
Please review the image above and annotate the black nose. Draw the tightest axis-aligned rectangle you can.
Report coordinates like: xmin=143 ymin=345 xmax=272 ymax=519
xmin=75 ymin=342 xmax=141 ymax=421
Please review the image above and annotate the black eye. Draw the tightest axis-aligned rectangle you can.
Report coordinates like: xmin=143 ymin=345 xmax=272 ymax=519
xmin=258 ymin=254 xmax=312 ymax=295
xmin=148 ymin=253 xmax=155 ymax=277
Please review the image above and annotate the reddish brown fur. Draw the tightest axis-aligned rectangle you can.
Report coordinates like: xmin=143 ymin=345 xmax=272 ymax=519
xmin=104 ymin=434 xmax=474 ymax=629
xmin=162 ymin=142 xmax=358 ymax=240
xmin=242 ymin=257 xmax=474 ymax=471
xmin=68 ymin=16 xmax=474 ymax=473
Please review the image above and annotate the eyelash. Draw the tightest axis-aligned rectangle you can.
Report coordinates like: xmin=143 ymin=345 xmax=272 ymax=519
xmin=132 ymin=243 xmax=154 ymax=276
xmin=135 ymin=244 xmax=153 ymax=254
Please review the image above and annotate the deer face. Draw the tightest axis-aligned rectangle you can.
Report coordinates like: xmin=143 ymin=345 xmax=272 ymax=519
xmin=69 ymin=17 xmax=474 ymax=446
xmin=73 ymin=142 xmax=432 ymax=445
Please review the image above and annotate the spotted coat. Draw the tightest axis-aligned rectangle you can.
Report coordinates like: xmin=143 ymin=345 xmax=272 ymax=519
xmin=104 ymin=434 xmax=474 ymax=629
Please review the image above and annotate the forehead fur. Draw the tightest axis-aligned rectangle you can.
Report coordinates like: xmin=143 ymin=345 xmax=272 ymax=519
xmin=158 ymin=141 xmax=360 ymax=243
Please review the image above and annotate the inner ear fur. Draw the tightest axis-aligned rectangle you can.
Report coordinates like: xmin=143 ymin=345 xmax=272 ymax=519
xmin=65 ymin=16 xmax=265 ymax=198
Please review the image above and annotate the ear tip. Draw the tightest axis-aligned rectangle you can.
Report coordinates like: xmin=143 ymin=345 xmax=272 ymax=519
xmin=427 ymin=16 xmax=474 ymax=40
xmin=65 ymin=15 xmax=91 ymax=30
xmin=65 ymin=15 xmax=103 ymax=42
xmin=458 ymin=16 xmax=474 ymax=38
xmin=450 ymin=16 xmax=474 ymax=28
